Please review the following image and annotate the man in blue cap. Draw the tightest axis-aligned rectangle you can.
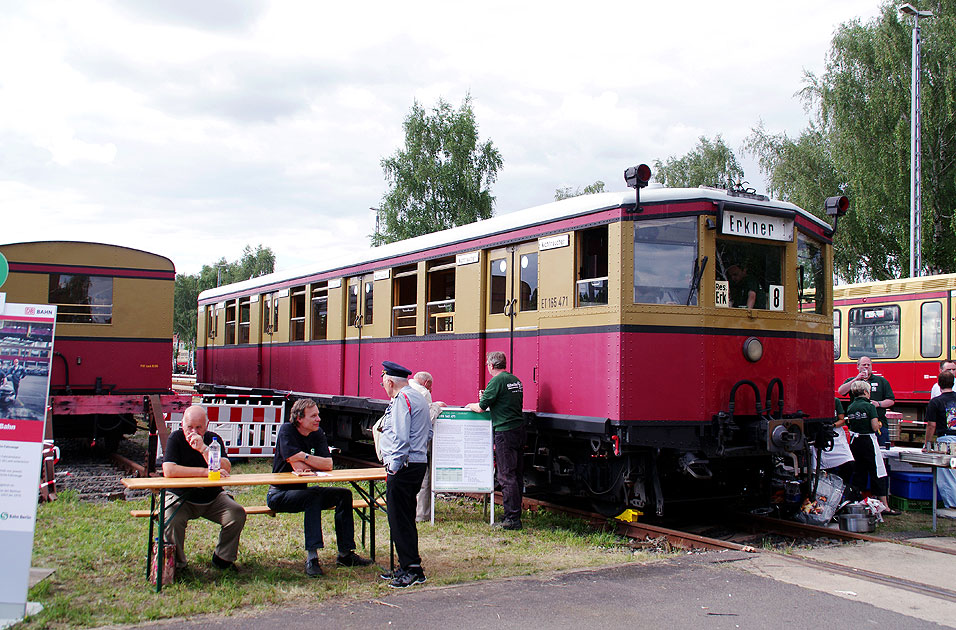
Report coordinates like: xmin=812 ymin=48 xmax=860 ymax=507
xmin=378 ymin=360 xmax=432 ymax=588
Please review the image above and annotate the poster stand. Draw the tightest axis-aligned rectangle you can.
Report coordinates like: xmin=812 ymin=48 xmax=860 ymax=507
xmin=429 ymin=408 xmax=494 ymax=525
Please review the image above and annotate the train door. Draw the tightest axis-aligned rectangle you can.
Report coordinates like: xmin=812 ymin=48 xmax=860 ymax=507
xmin=486 ymin=242 xmax=539 ymax=404
xmin=343 ymin=274 xmax=374 ymax=397
xmin=201 ymin=304 xmax=217 ymax=383
xmin=259 ymin=291 xmax=278 ymax=389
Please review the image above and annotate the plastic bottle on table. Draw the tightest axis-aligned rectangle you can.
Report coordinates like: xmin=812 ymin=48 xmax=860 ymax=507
xmin=207 ymin=438 xmax=221 ymax=481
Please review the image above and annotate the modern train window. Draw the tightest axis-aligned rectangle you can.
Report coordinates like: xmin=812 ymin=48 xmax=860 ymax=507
xmin=311 ymin=283 xmax=328 ymax=341
xmin=392 ymin=264 xmax=418 ymax=336
xmin=490 ymin=258 xmax=507 ymax=314
xmin=290 ymin=285 xmax=306 ymax=341
xmin=848 ymin=305 xmax=900 ymax=359
xmin=48 ymin=274 xmax=113 ymax=324
xmin=797 ymin=233 xmax=825 ymax=314
xmin=715 ymin=239 xmax=783 ymax=310
xmin=519 ymin=253 xmax=538 ymax=311
xmin=427 ymin=257 xmax=456 ymax=334
xmin=224 ymin=299 xmax=237 ymax=345
xmin=238 ymin=297 xmax=251 ymax=344
xmin=833 ymin=310 xmax=841 ymax=359
xmin=634 ymin=217 xmax=698 ymax=305
xmin=921 ymin=301 xmax=942 ymax=358
xmin=576 ymin=226 xmax=608 ymax=307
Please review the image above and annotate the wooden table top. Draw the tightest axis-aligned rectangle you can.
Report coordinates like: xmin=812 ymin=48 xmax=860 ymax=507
xmin=122 ymin=467 xmax=387 ymax=490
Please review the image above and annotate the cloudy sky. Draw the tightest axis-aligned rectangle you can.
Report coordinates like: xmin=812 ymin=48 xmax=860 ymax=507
xmin=1 ymin=0 xmax=885 ymax=275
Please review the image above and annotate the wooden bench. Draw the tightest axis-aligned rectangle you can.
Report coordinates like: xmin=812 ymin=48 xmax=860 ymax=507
xmin=130 ymin=505 xmax=275 ymax=518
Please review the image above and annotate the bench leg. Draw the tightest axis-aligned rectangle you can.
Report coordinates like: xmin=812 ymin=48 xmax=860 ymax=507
xmin=146 ymin=492 xmax=156 ymax=580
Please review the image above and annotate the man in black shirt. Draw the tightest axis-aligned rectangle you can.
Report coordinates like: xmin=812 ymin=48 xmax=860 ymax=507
xmin=266 ymin=398 xmax=371 ymax=577
xmin=162 ymin=405 xmax=246 ymax=571
xmin=924 ymin=370 xmax=956 ymax=508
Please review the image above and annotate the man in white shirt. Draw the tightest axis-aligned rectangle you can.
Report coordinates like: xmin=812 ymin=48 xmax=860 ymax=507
xmin=409 ymin=371 xmax=445 ymax=522
xmin=929 ymin=360 xmax=956 ymax=399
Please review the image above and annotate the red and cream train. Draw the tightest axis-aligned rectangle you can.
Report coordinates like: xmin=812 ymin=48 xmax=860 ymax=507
xmin=197 ymin=175 xmax=845 ymax=515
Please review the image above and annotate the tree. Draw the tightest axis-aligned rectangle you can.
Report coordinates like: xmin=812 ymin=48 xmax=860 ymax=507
xmin=653 ymin=135 xmax=746 ymax=189
xmin=746 ymin=2 xmax=956 ymax=281
xmin=172 ymin=245 xmax=276 ymax=365
xmin=554 ymin=180 xmax=606 ymax=201
xmin=374 ymin=95 xmax=503 ymax=245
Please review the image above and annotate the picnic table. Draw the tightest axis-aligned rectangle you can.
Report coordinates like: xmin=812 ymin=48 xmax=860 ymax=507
xmin=122 ymin=468 xmax=388 ymax=591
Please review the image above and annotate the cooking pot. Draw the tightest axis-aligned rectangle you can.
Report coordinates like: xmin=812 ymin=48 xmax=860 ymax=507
xmin=842 ymin=504 xmax=868 ymax=516
xmin=838 ymin=513 xmax=876 ymax=533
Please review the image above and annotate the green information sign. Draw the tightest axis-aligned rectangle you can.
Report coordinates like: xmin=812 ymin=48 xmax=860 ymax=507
xmin=0 ymin=252 xmax=7 ymax=288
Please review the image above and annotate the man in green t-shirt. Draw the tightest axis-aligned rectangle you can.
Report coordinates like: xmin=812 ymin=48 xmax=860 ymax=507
xmin=467 ymin=351 xmax=525 ymax=530
xmin=837 ymin=355 xmax=895 ymax=447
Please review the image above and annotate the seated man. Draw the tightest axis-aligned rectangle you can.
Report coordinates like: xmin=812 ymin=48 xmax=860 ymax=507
xmin=267 ymin=398 xmax=371 ymax=577
xmin=162 ymin=405 xmax=246 ymax=571
xmin=726 ymin=262 xmax=764 ymax=309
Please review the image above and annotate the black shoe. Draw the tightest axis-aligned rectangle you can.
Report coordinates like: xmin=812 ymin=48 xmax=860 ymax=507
xmin=380 ymin=569 xmax=397 ymax=581
xmin=305 ymin=558 xmax=324 ymax=577
xmin=493 ymin=519 xmax=522 ymax=530
xmin=212 ymin=553 xmax=238 ymax=572
xmin=883 ymin=508 xmax=902 ymax=516
xmin=389 ymin=569 xmax=426 ymax=588
xmin=336 ymin=551 xmax=372 ymax=567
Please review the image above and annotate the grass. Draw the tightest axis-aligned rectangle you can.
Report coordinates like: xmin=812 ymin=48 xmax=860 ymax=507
xmin=23 ymin=459 xmax=657 ymax=629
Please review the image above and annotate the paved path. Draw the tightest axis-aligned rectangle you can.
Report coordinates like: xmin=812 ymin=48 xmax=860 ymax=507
xmin=123 ymin=551 xmax=947 ymax=630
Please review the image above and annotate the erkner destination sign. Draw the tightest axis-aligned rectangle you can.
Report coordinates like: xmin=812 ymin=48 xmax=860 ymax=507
xmin=721 ymin=210 xmax=793 ymax=242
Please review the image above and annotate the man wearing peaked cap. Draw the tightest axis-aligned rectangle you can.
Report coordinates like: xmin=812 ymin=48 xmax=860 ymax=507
xmin=378 ymin=360 xmax=432 ymax=588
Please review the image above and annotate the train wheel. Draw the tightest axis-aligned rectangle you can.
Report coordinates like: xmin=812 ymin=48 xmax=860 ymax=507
xmin=591 ymin=487 xmax=628 ymax=517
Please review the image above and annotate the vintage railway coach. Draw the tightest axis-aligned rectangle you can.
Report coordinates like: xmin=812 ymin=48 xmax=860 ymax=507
xmin=833 ymin=273 xmax=956 ymax=434
xmin=0 ymin=241 xmax=190 ymax=448
xmin=198 ymin=179 xmax=842 ymax=515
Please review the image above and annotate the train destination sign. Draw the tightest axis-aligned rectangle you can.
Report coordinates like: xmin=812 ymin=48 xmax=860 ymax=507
xmin=721 ymin=210 xmax=793 ymax=242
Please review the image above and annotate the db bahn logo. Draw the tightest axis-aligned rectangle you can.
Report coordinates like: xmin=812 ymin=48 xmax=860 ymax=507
xmin=0 ymin=512 xmax=8 ymax=520
xmin=25 ymin=307 xmax=35 ymax=315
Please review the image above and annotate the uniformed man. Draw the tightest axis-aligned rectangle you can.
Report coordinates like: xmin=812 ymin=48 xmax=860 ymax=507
xmin=378 ymin=361 xmax=432 ymax=588
xmin=837 ymin=356 xmax=895 ymax=447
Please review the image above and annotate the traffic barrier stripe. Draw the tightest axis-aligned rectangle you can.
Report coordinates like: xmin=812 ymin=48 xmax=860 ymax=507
xmin=161 ymin=404 xmax=284 ymax=459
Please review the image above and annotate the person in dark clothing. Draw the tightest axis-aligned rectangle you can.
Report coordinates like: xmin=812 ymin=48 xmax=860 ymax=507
xmin=467 ymin=351 xmax=526 ymax=530
xmin=7 ymin=359 xmax=25 ymax=398
xmin=266 ymin=398 xmax=371 ymax=577
xmin=845 ymin=381 xmax=898 ymax=515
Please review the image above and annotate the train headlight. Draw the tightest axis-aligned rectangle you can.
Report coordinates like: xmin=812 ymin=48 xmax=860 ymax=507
xmin=742 ymin=336 xmax=763 ymax=362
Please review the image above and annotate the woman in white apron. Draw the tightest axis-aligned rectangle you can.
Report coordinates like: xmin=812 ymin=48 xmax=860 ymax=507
xmin=845 ymin=381 xmax=899 ymax=515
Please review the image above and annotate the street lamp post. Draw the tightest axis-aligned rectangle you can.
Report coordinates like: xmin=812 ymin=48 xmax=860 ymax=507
xmin=899 ymin=3 xmax=933 ymax=278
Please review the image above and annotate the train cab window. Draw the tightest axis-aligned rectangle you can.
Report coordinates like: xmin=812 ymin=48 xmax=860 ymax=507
xmin=577 ymin=226 xmax=608 ymax=307
xmin=921 ymin=301 xmax=942 ymax=358
xmin=427 ymin=257 xmax=456 ymax=334
xmin=311 ymin=283 xmax=328 ymax=341
xmin=634 ymin=217 xmax=698 ymax=305
xmin=715 ymin=239 xmax=783 ymax=310
xmin=833 ymin=310 xmax=841 ymax=359
xmin=224 ymin=299 xmax=237 ymax=345
xmin=797 ymin=234 xmax=825 ymax=314
xmin=490 ymin=258 xmax=507 ymax=314
xmin=238 ymin=297 xmax=251 ymax=344
xmin=290 ymin=285 xmax=306 ymax=341
xmin=48 ymin=274 xmax=113 ymax=324
xmin=848 ymin=305 xmax=900 ymax=359
xmin=519 ymin=253 xmax=538 ymax=311
xmin=392 ymin=265 xmax=418 ymax=336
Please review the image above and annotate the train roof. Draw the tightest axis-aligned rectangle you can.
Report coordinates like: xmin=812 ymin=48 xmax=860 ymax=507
xmin=834 ymin=272 xmax=956 ymax=297
xmin=200 ymin=186 xmax=828 ymax=302
xmin=0 ymin=240 xmax=175 ymax=270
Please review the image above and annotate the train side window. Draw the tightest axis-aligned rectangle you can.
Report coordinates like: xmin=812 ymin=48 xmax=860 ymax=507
xmin=634 ymin=217 xmax=698 ymax=305
xmin=427 ymin=257 xmax=456 ymax=333
xmin=848 ymin=305 xmax=900 ymax=359
xmin=347 ymin=279 xmax=360 ymax=326
xmin=490 ymin=258 xmax=507 ymax=314
xmin=833 ymin=310 xmax=841 ymax=359
xmin=392 ymin=264 xmax=418 ymax=336
xmin=715 ymin=239 xmax=783 ymax=310
xmin=519 ymin=253 xmax=538 ymax=311
xmin=224 ymin=299 xmax=237 ymax=345
xmin=577 ymin=226 xmax=608 ymax=307
xmin=238 ymin=297 xmax=251 ymax=344
xmin=261 ymin=292 xmax=278 ymax=335
xmin=921 ymin=301 xmax=942 ymax=358
xmin=311 ymin=283 xmax=328 ymax=341
xmin=48 ymin=274 xmax=113 ymax=324
xmin=363 ymin=277 xmax=374 ymax=326
xmin=205 ymin=306 xmax=216 ymax=339
xmin=797 ymin=233 xmax=825 ymax=314
xmin=290 ymin=285 xmax=306 ymax=341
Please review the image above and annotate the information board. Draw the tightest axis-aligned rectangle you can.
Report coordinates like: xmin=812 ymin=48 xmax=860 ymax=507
xmin=0 ymin=301 xmax=56 ymax=622
xmin=430 ymin=408 xmax=494 ymax=524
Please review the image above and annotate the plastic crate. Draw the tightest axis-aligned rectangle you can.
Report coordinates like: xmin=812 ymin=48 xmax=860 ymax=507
xmin=889 ymin=471 xmax=942 ymax=501
xmin=888 ymin=495 xmax=933 ymax=513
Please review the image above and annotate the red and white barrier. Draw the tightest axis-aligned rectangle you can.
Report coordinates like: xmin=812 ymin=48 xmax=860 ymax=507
xmin=163 ymin=403 xmax=285 ymax=458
